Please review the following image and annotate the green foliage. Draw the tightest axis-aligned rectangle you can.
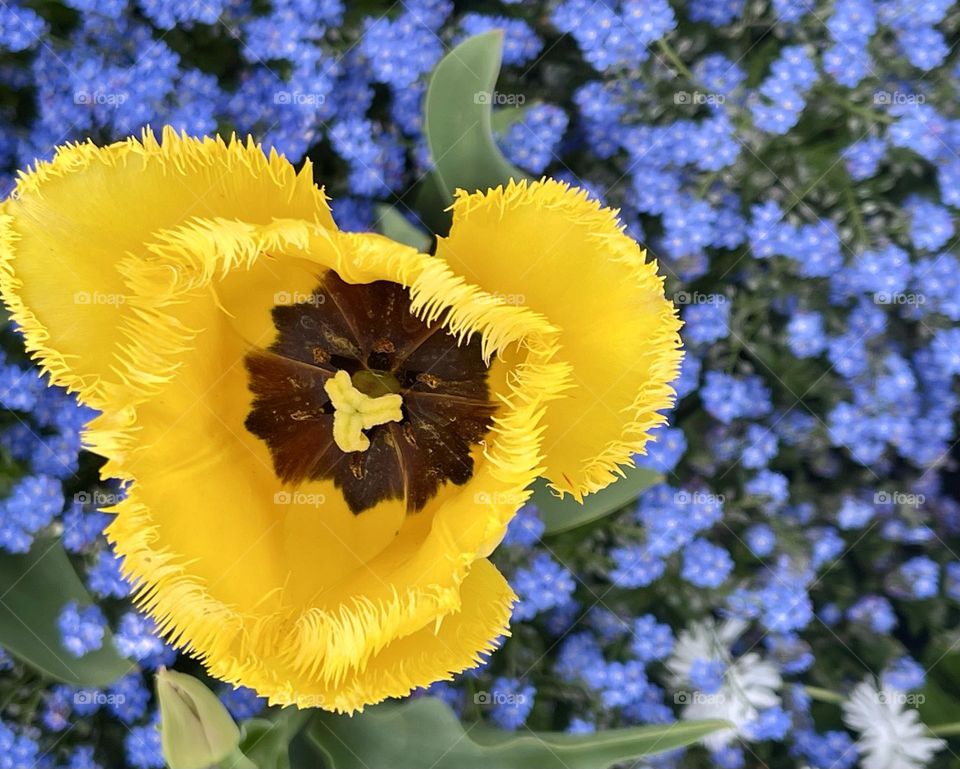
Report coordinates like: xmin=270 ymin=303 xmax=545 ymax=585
xmin=417 ymin=31 xmax=529 ymax=233
xmin=534 ymin=467 xmax=663 ymax=535
xmin=306 ymin=697 xmax=728 ymax=769
xmin=234 ymin=709 xmax=311 ymax=769
xmin=374 ymin=204 xmax=431 ymax=252
xmin=0 ymin=539 xmax=129 ymax=686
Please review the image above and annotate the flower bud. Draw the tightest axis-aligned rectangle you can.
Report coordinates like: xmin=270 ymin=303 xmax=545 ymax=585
xmin=156 ymin=668 xmax=240 ymax=769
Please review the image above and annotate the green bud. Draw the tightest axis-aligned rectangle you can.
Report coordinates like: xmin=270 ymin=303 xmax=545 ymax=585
xmin=156 ymin=668 xmax=241 ymax=769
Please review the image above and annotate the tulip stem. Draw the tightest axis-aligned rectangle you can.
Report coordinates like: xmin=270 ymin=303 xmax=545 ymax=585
xmin=656 ymin=39 xmax=697 ymax=83
xmin=843 ymin=182 xmax=868 ymax=247
xmin=822 ymin=89 xmax=894 ymax=124
xmin=929 ymin=722 xmax=960 ymax=737
xmin=804 ymin=685 xmax=845 ymax=704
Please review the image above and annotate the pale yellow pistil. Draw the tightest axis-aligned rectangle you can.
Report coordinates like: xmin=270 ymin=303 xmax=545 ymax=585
xmin=323 ymin=370 xmax=404 ymax=453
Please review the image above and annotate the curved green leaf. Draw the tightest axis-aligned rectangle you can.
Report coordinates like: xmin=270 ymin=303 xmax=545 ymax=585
xmin=490 ymin=104 xmax=533 ymax=135
xmin=411 ymin=173 xmax=452 ymax=238
xmin=0 ymin=538 xmax=130 ymax=685
xmin=234 ymin=720 xmax=284 ymax=769
xmin=233 ymin=709 xmax=311 ymax=769
xmin=422 ymin=31 xmax=528 ymax=205
xmin=535 ymin=466 xmax=663 ymax=535
xmin=374 ymin=204 xmax=432 ymax=252
xmin=307 ymin=697 xmax=727 ymax=769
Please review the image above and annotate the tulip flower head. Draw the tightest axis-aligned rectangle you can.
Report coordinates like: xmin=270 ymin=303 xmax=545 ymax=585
xmin=0 ymin=128 xmax=681 ymax=712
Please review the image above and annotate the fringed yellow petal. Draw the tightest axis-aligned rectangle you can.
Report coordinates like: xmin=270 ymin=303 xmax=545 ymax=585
xmin=0 ymin=126 xmax=334 ymax=409
xmin=435 ymin=178 xmax=683 ymax=500
xmin=280 ymin=558 xmax=516 ymax=713
xmin=94 ymin=217 xmax=566 ymax=710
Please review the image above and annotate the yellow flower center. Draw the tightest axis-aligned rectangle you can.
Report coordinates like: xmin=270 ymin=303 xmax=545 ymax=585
xmin=323 ymin=370 xmax=403 ymax=453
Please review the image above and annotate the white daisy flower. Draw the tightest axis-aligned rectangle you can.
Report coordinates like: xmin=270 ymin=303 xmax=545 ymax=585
xmin=666 ymin=618 xmax=782 ymax=749
xmin=842 ymin=678 xmax=945 ymax=769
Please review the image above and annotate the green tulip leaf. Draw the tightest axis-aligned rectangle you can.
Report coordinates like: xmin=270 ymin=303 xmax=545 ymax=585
xmin=374 ymin=204 xmax=432 ymax=252
xmin=490 ymin=103 xmax=533 ymax=134
xmin=307 ymin=697 xmax=728 ymax=769
xmin=234 ymin=720 xmax=286 ymax=769
xmin=0 ymin=538 xmax=130 ymax=686
xmin=419 ymin=30 xmax=529 ymax=234
xmin=233 ymin=709 xmax=312 ymax=769
xmin=535 ymin=466 xmax=664 ymax=535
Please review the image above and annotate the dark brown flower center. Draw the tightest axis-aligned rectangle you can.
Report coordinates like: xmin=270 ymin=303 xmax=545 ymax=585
xmin=244 ymin=271 xmax=496 ymax=514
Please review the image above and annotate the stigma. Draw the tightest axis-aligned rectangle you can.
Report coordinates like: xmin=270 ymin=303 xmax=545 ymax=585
xmin=324 ymin=370 xmax=403 ymax=453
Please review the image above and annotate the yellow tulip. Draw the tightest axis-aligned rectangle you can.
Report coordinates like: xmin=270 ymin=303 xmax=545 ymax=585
xmin=0 ymin=127 xmax=681 ymax=712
